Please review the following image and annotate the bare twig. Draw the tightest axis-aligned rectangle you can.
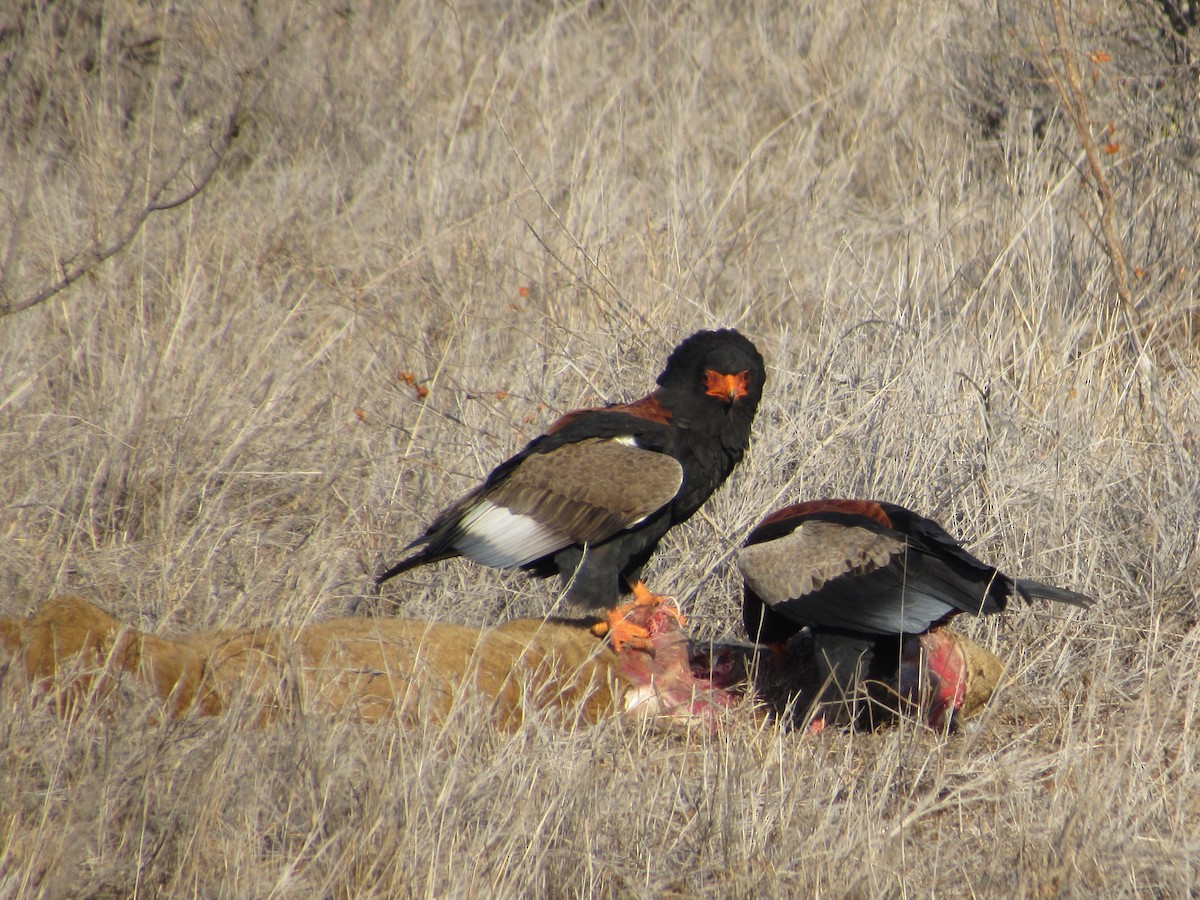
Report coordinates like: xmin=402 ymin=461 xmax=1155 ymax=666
xmin=0 ymin=101 xmax=242 ymax=318
xmin=1041 ymin=0 xmax=1191 ymax=468
xmin=0 ymin=0 xmax=299 ymax=321
xmin=1046 ymin=0 xmax=1135 ymax=323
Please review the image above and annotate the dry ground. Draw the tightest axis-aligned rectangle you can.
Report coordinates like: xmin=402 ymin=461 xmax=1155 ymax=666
xmin=3 ymin=0 xmax=1200 ymax=895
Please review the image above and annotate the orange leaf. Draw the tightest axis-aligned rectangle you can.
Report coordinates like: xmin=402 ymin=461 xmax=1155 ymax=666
xmin=495 ymin=390 xmax=508 ymax=400
xmin=518 ymin=285 xmax=530 ymax=298
xmin=1089 ymin=51 xmax=1111 ymax=63
xmin=354 ymin=407 xmax=367 ymax=421
xmin=398 ymin=371 xmax=417 ymax=385
xmin=415 ymin=384 xmax=429 ymax=400
xmin=1104 ymin=142 xmax=1120 ymax=155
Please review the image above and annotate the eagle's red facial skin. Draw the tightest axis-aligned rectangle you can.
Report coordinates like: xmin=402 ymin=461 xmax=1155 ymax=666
xmin=704 ymin=369 xmax=750 ymax=402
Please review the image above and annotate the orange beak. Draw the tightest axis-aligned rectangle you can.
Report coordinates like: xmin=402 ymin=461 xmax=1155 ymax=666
xmin=704 ymin=369 xmax=750 ymax=403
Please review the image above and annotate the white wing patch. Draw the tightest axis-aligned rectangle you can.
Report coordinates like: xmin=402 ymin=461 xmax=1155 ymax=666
xmin=455 ymin=500 xmax=572 ymax=568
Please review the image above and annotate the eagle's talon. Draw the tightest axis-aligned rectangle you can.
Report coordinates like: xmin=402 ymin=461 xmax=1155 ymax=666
xmin=604 ymin=611 xmax=654 ymax=654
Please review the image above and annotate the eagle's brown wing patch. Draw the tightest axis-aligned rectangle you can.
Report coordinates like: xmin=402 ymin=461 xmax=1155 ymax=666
xmin=738 ymin=520 xmax=905 ymax=605
xmin=488 ymin=437 xmax=683 ymax=544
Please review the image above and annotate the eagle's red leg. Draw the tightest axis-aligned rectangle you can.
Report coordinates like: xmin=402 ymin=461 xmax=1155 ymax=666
xmin=591 ymin=580 xmax=686 ymax=653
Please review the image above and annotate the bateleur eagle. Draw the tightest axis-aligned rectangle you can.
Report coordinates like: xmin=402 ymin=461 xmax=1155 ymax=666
xmin=378 ymin=329 xmax=765 ymax=650
xmin=737 ymin=499 xmax=1093 ymax=727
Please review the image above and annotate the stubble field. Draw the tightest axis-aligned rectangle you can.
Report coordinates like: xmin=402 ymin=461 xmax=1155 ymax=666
xmin=3 ymin=1 xmax=1200 ymax=895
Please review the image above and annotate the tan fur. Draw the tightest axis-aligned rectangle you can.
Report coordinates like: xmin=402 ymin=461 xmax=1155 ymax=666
xmin=0 ymin=596 xmax=623 ymax=728
xmin=294 ymin=616 xmax=622 ymax=728
xmin=0 ymin=595 xmax=1007 ymax=730
xmin=952 ymin=630 xmax=1007 ymax=719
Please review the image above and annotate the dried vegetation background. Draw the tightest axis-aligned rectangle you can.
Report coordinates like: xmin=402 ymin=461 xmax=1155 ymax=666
xmin=3 ymin=0 xmax=1200 ymax=895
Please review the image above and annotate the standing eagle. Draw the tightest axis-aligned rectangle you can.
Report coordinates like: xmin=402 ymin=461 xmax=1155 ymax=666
xmin=379 ymin=329 xmax=766 ymax=649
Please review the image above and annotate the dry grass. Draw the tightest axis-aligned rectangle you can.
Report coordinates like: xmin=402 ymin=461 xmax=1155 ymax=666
xmin=3 ymin=0 xmax=1200 ymax=894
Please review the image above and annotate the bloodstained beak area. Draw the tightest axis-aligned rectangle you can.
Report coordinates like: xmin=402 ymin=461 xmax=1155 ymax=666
xmin=704 ymin=369 xmax=750 ymax=403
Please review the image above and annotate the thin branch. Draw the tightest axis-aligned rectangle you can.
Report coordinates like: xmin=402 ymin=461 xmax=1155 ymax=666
xmin=1043 ymin=0 xmax=1192 ymax=470
xmin=1045 ymin=0 xmax=1135 ymax=323
xmin=0 ymin=100 xmax=242 ymax=318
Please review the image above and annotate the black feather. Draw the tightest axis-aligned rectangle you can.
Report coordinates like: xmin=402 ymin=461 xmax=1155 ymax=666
xmin=379 ymin=329 xmax=766 ymax=612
